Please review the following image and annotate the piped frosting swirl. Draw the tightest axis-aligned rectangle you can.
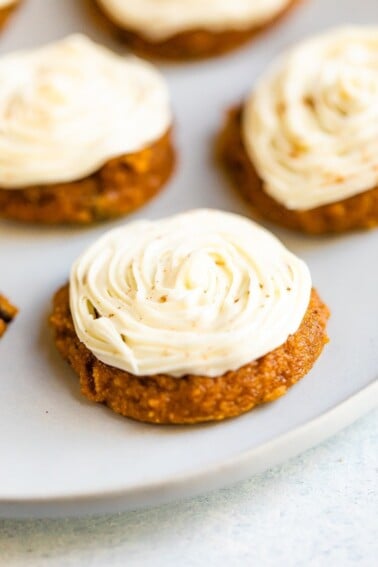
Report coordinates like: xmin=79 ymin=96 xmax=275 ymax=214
xmin=243 ymin=27 xmax=378 ymax=210
xmin=70 ymin=209 xmax=312 ymax=378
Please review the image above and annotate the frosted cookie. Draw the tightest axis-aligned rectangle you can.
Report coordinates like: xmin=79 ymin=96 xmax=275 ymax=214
xmin=0 ymin=1 xmax=20 ymax=31
xmin=219 ymin=27 xmax=378 ymax=234
xmin=92 ymin=0 xmax=301 ymax=60
xmin=0 ymin=294 xmax=18 ymax=338
xmin=50 ymin=209 xmax=329 ymax=424
xmin=0 ymin=35 xmax=175 ymax=224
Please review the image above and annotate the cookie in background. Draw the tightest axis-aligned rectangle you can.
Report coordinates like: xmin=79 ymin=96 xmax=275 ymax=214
xmin=0 ymin=34 xmax=175 ymax=224
xmin=91 ymin=0 xmax=302 ymax=60
xmin=0 ymin=0 xmax=20 ymax=31
xmin=0 ymin=294 xmax=18 ymax=338
xmin=219 ymin=27 xmax=378 ymax=234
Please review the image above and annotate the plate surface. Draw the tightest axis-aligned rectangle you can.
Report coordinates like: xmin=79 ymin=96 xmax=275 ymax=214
xmin=0 ymin=0 xmax=377 ymax=518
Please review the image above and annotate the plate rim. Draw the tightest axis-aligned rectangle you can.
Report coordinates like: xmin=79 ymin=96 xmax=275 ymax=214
xmin=2 ymin=379 xmax=377 ymax=508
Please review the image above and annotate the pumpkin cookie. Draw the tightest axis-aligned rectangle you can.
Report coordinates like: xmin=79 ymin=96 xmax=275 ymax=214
xmin=50 ymin=210 xmax=329 ymax=424
xmin=219 ymin=27 xmax=378 ymax=234
xmin=0 ymin=35 xmax=175 ymax=224
xmin=0 ymin=1 xmax=20 ymax=31
xmin=0 ymin=294 xmax=18 ymax=338
xmin=92 ymin=0 xmax=301 ymax=60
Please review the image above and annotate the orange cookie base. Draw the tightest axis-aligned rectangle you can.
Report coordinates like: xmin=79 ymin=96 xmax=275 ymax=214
xmin=50 ymin=285 xmax=329 ymax=424
xmin=92 ymin=0 xmax=301 ymax=60
xmin=0 ymin=294 xmax=18 ymax=338
xmin=0 ymin=130 xmax=175 ymax=225
xmin=0 ymin=2 xmax=19 ymax=30
xmin=218 ymin=107 xmax=378 ymax=234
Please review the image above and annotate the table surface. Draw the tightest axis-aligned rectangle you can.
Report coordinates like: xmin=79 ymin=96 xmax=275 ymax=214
xmin=1 ymin=409 xmax=376 ymax=567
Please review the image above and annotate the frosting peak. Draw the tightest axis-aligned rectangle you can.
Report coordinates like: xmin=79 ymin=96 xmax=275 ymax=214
xmin=70 ymin=210 xmax=311 ymax=378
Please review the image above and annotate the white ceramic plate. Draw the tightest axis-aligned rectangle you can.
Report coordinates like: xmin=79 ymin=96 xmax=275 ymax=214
xmin=0 ymin=0 xmax=377 ymax=519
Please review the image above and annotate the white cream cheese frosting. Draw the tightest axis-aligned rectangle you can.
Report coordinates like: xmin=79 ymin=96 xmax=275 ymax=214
xmin=243 ymin=27 xmax=378 ymax=211
xmin=70 ymin=209 xmax=312 ymax=378
xmin=97 ymin=0 xmax=292 ymax=41
xmin=0 ymin=34 xmax=172 ymax=189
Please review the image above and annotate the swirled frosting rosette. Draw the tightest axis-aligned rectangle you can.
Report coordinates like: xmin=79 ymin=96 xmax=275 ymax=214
xmin=243 ymin=27 xmax=378 ymax=210
xmin=70 ymin=210 xmax=311 ymax=378
xmin=0 ymin=34 xmax=171 ymax=188
xmin=96 ymin=0 xmax=292 ymax=40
